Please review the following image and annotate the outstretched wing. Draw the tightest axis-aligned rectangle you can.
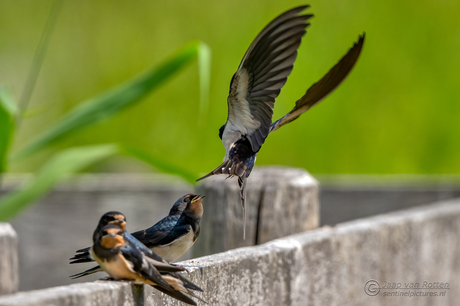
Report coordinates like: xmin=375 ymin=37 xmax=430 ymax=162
xmin=270 ymin=33 xmax=365 ymax=132
xmin=226 ymin=5 xmax=312 ymax=153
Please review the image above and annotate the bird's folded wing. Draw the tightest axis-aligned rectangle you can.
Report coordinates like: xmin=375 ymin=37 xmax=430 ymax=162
xmin=124 ymin=232 xmax=185 ymax=272
xmin=121 ymin=244 xmax=172 ymax=290
xmin=227 ymin=5 xmax=312 ymax=153
xmin=167 ymin=272 xmax=203 ymax=292
xmin=270 ymin=33 xmax=365 ymax=132
xmin=132 ymin=223 xmax=192 ymax=249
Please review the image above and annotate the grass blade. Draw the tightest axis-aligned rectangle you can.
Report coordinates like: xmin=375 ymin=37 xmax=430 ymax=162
xmin=197 ymin=41 xmax=211 ymax=122
xmin=18 ymin=0 xmax=63 ymax=114
xmin=0 ymin=144 xmax=118 ymax=221
xmin=120 ymin=145 xmax=198 ymax=184
xmin=0 ymin=87 xmax=18 ymax=173
xmin=15 ymin=41 xmax=207 ymax=160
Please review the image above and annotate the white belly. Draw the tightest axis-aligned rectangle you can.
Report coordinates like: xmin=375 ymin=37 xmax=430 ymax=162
xmin=150 ymin=230 xmax=195 ymax=262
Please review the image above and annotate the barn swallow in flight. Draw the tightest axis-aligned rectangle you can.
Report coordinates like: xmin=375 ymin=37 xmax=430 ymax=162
xmin=196 ymin=5 xmax=365 ymax=238
xmin=70 ymin=194 xmax=204 ymax=277
xmin=91 ymin=224 xmax=204 ymax=305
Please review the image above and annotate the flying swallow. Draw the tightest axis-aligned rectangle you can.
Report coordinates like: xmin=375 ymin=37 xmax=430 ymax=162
xmin=70 ymin=194 xmax=204 ymax=277
xmin=91 ymin=224 xmax=203 ymax=305
xmin=196 ymin=5 xmax=365 ymax=238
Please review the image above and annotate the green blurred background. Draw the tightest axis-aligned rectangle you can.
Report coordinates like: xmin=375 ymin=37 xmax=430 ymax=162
xmin=1 ymin=0 xmax=459 ymax=176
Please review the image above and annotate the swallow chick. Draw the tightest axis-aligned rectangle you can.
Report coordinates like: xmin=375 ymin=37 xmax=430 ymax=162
xmin=197 ymin=5 xmax=365 ymax=238
xmin=70 ymin=194 xmax=204 ymax=276
xmin=70 ymin=210 xmax=186 ymax=279
xmin=92 ymin=224 xmax=203 ymax=305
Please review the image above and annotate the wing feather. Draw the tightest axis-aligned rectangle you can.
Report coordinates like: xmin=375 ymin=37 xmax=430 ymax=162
xmin=270 ymin=33 xmax=365 ymax=132
xmin=226 ymin=6 xmax=312 ymax=152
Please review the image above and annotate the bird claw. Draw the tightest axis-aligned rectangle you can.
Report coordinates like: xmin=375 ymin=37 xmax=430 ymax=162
xmin=170 ymin=263 xmax=191 ymax=276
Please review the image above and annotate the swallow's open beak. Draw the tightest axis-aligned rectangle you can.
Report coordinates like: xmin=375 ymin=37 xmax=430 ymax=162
xmin=191 ymin=194 xmax=205 ymax=203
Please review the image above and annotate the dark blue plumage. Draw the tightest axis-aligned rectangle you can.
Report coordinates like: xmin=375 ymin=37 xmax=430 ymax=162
xmin=69 ymin=194 xmax=204 ymax=278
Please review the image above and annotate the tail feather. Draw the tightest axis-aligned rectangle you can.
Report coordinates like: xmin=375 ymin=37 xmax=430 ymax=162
xmin=166 ymin=272 xmax=203 ymax=292
xmin=196 ymin=159 xmax=233 ymax=181
xmin=69 ymin=248 xmax=92 ymax=264
xmin=69 ymin=257 xmax=94 ymax=264
xmin=161 ymin=275 xmax=207 ymax=305
xmin=69 ymin=252 xmax=91 ymax=262
xmin=153 ymin=285 xmax=198 ymax=305
xmin=270 ymin=33 xmax=365 ymax=133
xmin=75 ymin=247 xmax=91 ymax=254
xmin=198 ymin=157 xmax=251 ymax=240
xmin=238 ymin=177 xmax=247 ymax=240
xmin=69 ymin=265 xmax=102 ymax=279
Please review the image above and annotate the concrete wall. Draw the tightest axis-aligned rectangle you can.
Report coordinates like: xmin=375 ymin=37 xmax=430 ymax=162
xmin=2 ymin=173 xmax=460 ymax=292
xmin=318 ymin=174 xmax=460 ymax=226
xmin=0 ymin=223 xmax=17 ymax=295
xmin=194 ymin=167 xmax=319 ymax=257
xmin=1 ymin=198 xmax=458 ymax=305
xmin=2 ymin=174 xmax=192 ymax=291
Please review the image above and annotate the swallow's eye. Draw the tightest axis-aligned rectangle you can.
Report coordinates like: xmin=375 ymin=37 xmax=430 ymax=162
xmin=184 ymin=197 xmax=190 ymax=203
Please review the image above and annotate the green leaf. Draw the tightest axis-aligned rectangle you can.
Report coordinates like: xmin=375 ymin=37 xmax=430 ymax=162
xmin=15 ymin=41 xmax=210 ymax=160
xmin=0 ymin=144 xmax=118 ymax=221
xmin=0 ymin=87 xmax=18 ymax=173
xmin=120 ymin=145 xmax=198 ymax=184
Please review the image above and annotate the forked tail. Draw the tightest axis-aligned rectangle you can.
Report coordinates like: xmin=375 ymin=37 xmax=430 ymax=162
xmin=69 ymin=265 xmax=101 ymax=279
xmin=197 ymin=158 xmax=251 ymax=239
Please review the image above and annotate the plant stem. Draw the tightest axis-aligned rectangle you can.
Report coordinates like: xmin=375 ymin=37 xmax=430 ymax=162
xmin=18 ymin=0 xmax=63 ymax=123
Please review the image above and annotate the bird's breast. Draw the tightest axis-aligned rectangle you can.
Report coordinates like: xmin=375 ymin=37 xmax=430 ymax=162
xmin=221 ymin=128 xmax=240 ymax=159
xmin=97 ymin=253 xmax=138 ymax=281
xmin=150 ymin=230 xmax=195 ymax=262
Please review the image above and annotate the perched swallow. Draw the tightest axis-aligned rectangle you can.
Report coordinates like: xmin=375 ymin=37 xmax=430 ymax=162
xmin=92 ymin=224 xmax=203 ymax=305
xmin=130 ymin=193 xmax=204 ymax=262
xmin=91 ymin=211 xmax=127 ymax=243
xmin=197 ymin=5 xmax=365 ymax=238
xmin=70 ymin=210 xmax=185 ymax=279
xmin=70 ymin=194 xmax=204 ymax=274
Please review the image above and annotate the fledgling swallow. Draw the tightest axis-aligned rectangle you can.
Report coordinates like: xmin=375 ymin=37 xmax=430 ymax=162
xmin=196 ymin=5 xmax=365 ymax=238
xmin=91 ymin=211 xmax=127 ymax=243
xmin=70 ymin=194 xmax=204 ymax=276
xmin=91 ymin=224 xmax=203 ymax=305
xmin=70 ymin=211 xmax=186 ymax=279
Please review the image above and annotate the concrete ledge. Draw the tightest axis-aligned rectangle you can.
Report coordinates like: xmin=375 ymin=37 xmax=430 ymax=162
xmin=1 ymin=199 xmax=458 ymax=305
xmin=3 ymin=175 xmax=192 ymax=291
xmin=319 ymin=175 xmax=460 ymax=226
xmin=195 ymin=167 xmax=319 ymax=257
xmin=165 ymin=199 xmax=459 ymax=305
xmin=0 ymin=223 xmax=18 ymax=295
xmin=4 ymin=173 xmax=460 ymax=291
xmin=0 ymin=282 xmax=136 ymax=306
